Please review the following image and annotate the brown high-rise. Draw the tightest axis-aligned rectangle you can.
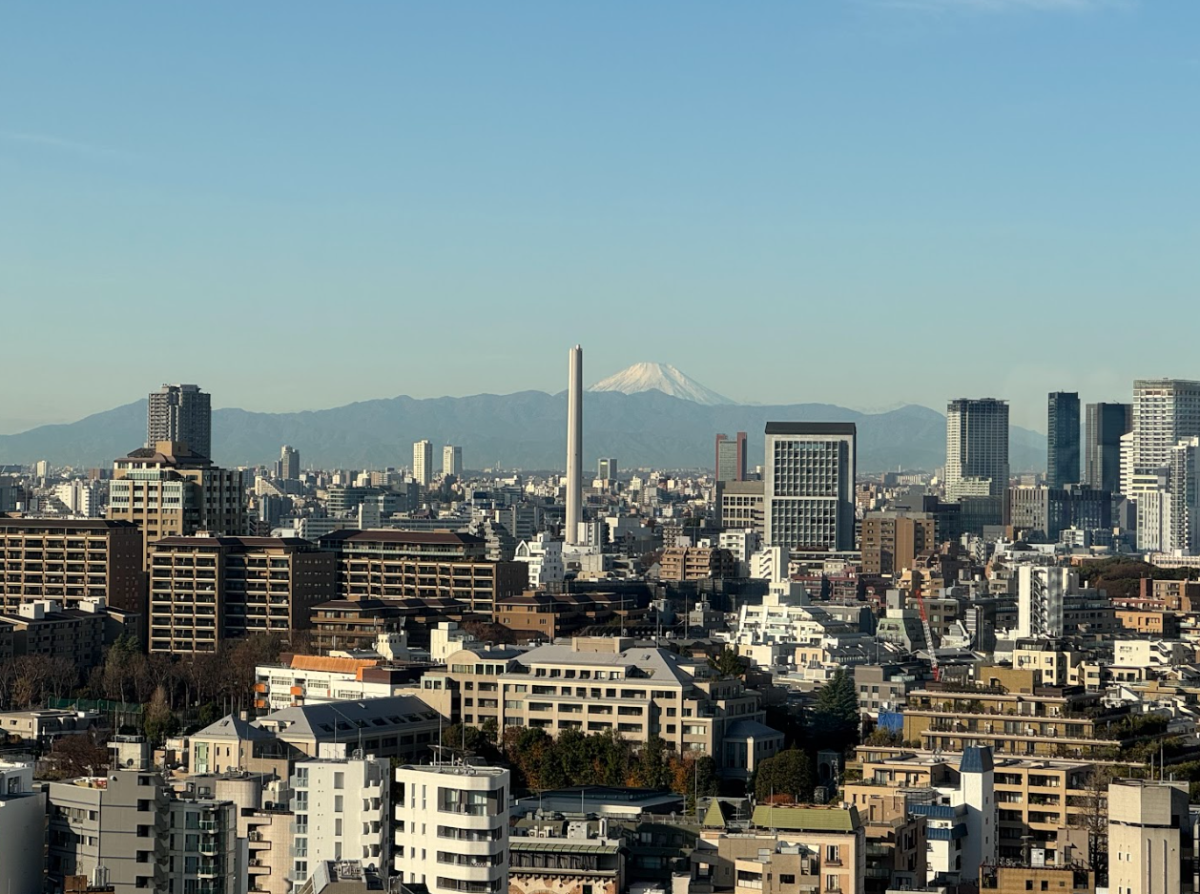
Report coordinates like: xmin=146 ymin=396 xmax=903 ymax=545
xmin=0 ymin=518 xmax=145 ymax=613
xmin=108 ymin=441 xmax=246 ymax=569
xmin=861 ymin=511 xmax=936 ymax=577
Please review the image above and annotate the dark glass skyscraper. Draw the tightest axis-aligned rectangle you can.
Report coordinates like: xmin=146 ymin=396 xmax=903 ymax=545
xmin=1085 ymin=402 xmax=1132 ymax=494
xmin=1047 ymin=392 xmax=1080 ymax=489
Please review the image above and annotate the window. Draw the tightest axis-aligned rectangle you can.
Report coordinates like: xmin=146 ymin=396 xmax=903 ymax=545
xmin=334 ymin=772 xmax=344 ymax=790
xmin=334 ymin=796 xmax=344 ymax=813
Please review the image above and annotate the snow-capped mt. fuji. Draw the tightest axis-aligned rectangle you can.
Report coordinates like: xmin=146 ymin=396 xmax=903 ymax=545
xmin=588 ymin=362 xmax=733 ymax=406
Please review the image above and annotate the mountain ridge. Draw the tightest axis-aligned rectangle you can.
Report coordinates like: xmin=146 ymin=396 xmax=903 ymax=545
xmin=0 ymin=390 xmax=1047 ymax=473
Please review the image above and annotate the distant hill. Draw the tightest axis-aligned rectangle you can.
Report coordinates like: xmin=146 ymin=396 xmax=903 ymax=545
xmin=588 ymin=362 xmax=733 ymax=406
xmin=0 ymin=391 xmax=1047 ymax=473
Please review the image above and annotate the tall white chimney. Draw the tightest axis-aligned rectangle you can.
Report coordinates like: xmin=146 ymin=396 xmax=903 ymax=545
xmin=566 ymin=345 xmax=583 ymax=545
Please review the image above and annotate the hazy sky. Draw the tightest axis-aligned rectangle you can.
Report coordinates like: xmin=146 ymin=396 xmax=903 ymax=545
xmin=2 ymin=0 xmax=1196 ymax=435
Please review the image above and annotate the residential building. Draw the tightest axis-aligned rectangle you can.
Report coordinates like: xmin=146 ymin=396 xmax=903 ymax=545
xmin=1132 ymin=378 xmax=1200 ymax=475
xmin=731 ymin=806 xmax=865 ymax=894
xmin=146 ymin=535 xmax=335 ymax=654
xmin=715 ymin=432 xmax=747 ymax=483
xmin=838 ymin=788 xmax=926 ymax=894
xmin=659 ymin=546 xmax=736 ymax=581
xmin=0 ymin=598 xmax=106 ymax=669
xmin=46 ymin=767 xmax=170 ymax=894
xmin=945 ymin=399 xmax=1010 ymax=516
xmin=1047 ymin=392 xmax=1081 ymax=489
xmin=0 ymin=517 xmax=145 ymax=613
xmin=1017 ymin=566 xmax=1076 ymax=638
xmin=510 ymin=816 xmax=625 ymax=894
xmin=318 ymin=530 xmax=528 ymax=615
xmin=1167 ymin=436 xmax=1200 ymax=555
xmin=108 ymin=442 xmax=246 ymax=568
xmin=1008 ymin=485 xmax=1112 ymax=542
xmin=513 ymin=533 xmax=565 ymax=588
xmin=252 ymin=695 xmax=444 ymax=762
xmin=254 ymin=653 xmax=429 ymax=713
xmin=860 ymin=512 xmax=936 ymax=577
xmin=979 ymin=862 xmax=1093 ymax=894
xmin=308 ymin=598 xmax=408 ymax=654
xmin=1085 ymin=402 xmax=1132 ymax=494
xmin=443 ymin=445 xmax=463 ymax=478
xmin=165 ymin=796 xmax=241 ymax=894
xmin=277 ymin=445 xmax=300 ymax=480
xmin=764 ymin=422 xmax=857 ymax=553
xmin=393 ymin=764 xmax=510 ymax=894
xmin=0 ymin=761 xmax=46 ymax=894
xmin=147 ymin=383 xmax=212 ymax=459
xmin=289 ymin=756 xmax=390 ymax=887
xmin=296 ymin=861 xmax=386 ymax=894
xmin=439 ymin=637 xmax=782 ymax=779
xmin=412 ymin=440 xmax=433 ymax=487
xmin=1108 ymin=780 xmax=1192 ymax=894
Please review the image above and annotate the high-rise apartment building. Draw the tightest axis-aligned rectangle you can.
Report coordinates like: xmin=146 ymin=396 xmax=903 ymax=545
xmin=147 ymin=383 xmax=212 ymax=459
xmin=1167 ymin=437 xmax=1200 ymax=556
xmin=108 ymin=442 xmax=246 ymax=568
xmin=1017 ymin=566 xmax=1076 ymax=639
xmin=763 ymin=422 xmax=856 ymax=552
xmin=443 ymin=444 xmax=463 ymax=478
xmin=1085 ymin=402 xmax=1132 ymax=493
xmin=393 ymin=764 xmax=510 ymax=894
xmin=715 ymin=432 xmax=748 ymax=483
xmin=860 ymin=511 xmax=936 ymax=577
xmin=945 ymin=398 xmax=1010 ymax=503
xmin=1133 ymin=378 xmax=1200 ymax=473
xmin=413 ymin=440 xmax=434 ymax=486
xmin=1046 ymin=392 xmax=1080 ymax=489
xmin=0 ymin=518 xmax=145 ymax=613
xmin=147 ymin=535 xmax=336 ymax=654
xmin=277 ymin=445 xmax=300 ymax=480
xmin=597 ymin=457 xmax=618 ymax=480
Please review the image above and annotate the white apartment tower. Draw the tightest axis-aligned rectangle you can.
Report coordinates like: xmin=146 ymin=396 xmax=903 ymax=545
xmin=763 ymin=422 xmax=856 ymax=552
xmin=565 ymin=345 xmax=584 ymax=545
xmin=0 ymin=761 xmax=46 ymax=894
xmin=290 ymin=757 xmax=390 ymax=886
xmin=1017 ymin=565 xmax=1074 ymax=638
xmin=443 ymin=445 xmax=463 ymax=478
xmin=1108 ymin=780 xmax=1191 ymax=894
xmin=414 ymin=440 xmax=434 ymax=487
xmin=945 ymin=398 xmax=1010 ymax=502
xmin=1132 ymin=379 xmax=1200 ymax=475
xmin=278 ymin=445 xmax=300 ymax=480
xmin=393 ymin=764 xmax=510 ymax=894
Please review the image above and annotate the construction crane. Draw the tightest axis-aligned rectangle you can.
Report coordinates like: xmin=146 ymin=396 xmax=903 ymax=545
xmin=913 ymin=583 xmax=940 ymax=682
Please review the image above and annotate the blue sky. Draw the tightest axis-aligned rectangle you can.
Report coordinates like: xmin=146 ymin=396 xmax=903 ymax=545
xmin=2 ymin=0 xmax=1196 ymax=434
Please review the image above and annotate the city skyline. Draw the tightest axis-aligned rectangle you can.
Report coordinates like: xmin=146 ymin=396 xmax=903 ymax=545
xmin=4 ymin=2 xmax=1198 ymax=432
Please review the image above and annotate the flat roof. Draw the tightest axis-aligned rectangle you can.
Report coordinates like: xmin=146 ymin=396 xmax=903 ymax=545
xmin=765 ymin=422 xmax=856 ymax=436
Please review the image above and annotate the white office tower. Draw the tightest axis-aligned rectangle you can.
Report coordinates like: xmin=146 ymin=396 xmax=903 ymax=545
xmin=290 ymin=757 xmax=390 ymax=886
xmin=1017 ymin=566 xmax=1074 ymax=638
xmin=1132 ymin=379 xmax=1200 ymax=475
xmin=443 ymin=445 xmax=463 ymax=478
xmin=393 ymin=764 xmax=510 ymax=894
xmin=763 ymin=422 xmax=856 ymax=552
xmin=565 ymin=345 xmax=583 ymax=545
xmin=414 ymin=440 xmax=434 ymax=487
xmin=0 ymin=761 xmax=46 ymax=894
xmin=945 ymin=398 xmax=1010 ymax=502
xmin=1108 ymin=780 xmax=1190 ymax=894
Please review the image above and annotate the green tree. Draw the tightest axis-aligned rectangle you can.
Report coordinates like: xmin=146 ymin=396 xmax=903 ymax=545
xmin=629 ymin=736 xmax=672 ymax=790
xmin=708 ymin=648 xmax=745 ymax=680
xmin=480 ymin=717 xmax=499 ymax=744
xmin=754 ymin=749 xmax=814 ymax=803
xmin=811 ymin=669 xmax=860 ymax=750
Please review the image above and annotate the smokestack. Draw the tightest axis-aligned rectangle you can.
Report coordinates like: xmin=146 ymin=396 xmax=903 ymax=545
xmin=566 ymin=345 xmax=583 ymax=545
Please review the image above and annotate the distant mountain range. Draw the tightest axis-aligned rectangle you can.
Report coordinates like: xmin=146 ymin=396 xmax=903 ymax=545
xmin=0 ymin=389 xmax=1047 ymax=473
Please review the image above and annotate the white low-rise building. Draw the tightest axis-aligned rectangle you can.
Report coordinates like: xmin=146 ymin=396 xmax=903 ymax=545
xmin=290 ymin=756 xmax=390 ymax=887
xmin=394 ymin=764 xmax=510 ymax=894
xmin=514 ymin=533 xmax=565 ymax=587
xmin=0 ymin=761 xmax=45 ymax=893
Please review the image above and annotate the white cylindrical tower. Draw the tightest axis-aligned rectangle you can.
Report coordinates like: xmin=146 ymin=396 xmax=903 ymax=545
xmin=566 ymin=345 xmax=583 ymax=545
